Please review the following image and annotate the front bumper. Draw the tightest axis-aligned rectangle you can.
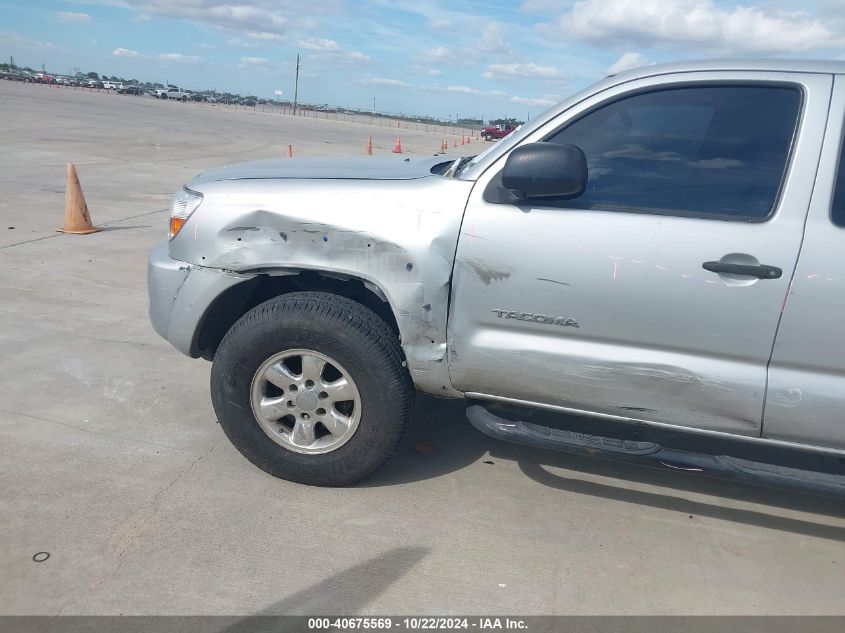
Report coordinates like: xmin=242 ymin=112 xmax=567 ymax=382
xmin=147 ymin=241 xmax=255 ymax=357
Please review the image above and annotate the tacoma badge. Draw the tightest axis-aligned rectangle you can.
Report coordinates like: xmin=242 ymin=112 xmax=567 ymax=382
xmin=491 ymin=309 xmax=579 ymax=328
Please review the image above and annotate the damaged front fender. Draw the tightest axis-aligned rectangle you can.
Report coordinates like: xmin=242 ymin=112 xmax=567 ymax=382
xmin=168 ymin=175 xmax=474 ymax=395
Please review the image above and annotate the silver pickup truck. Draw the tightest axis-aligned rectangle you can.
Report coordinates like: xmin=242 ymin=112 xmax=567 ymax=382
xmin=148 ymin=60 xmax=845 ymax=488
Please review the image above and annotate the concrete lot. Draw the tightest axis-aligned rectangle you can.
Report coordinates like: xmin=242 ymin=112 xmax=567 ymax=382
xmin=1 ymin=80 xmax=843 ymax=616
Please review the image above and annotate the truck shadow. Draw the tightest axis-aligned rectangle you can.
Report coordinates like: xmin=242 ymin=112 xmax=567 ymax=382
xmin=363 ymin=394 xmax=845 ymax=542
xmin=212 ymin=547 xmax=429 ymax=627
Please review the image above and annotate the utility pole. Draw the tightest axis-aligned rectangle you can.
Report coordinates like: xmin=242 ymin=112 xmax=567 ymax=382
xmin=292 ymin=53 xmax=300 ymax=116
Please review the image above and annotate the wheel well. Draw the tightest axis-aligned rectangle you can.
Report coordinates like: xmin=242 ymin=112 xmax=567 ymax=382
xmin=195 ymin=271 xmax=401 ymax=360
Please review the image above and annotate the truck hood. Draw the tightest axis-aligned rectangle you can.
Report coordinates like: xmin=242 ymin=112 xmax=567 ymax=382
xmin=189 ymin=154 xmax=451 ymax=186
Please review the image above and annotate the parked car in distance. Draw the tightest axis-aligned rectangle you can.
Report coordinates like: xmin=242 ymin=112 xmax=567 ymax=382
xmin=155 ymin=86 xmax=191 ymax=101
xmin=481 ymin=123 xmax=515 ymax=141
xmin=102 ymin=81 xmax=120 ymax=90
xmin=118 ymin=85 xmax=142 ymax=95
xmin=240 ymin=98 xmax=257 ymax=107
xmin=148 ymin=59 xmax=845 ymax=491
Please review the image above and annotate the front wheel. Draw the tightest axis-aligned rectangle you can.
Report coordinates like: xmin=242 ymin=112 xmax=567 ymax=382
xmin=210 ymin=292 xmax=413 ymax=486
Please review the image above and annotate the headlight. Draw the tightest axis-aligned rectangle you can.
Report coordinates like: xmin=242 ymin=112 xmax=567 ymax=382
xmin=169 ymin=187 xmax=203 ymax=239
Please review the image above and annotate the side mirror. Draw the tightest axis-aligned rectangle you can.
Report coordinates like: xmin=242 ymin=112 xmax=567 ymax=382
xmin=501 ymin=142 xmax=587 ymax=200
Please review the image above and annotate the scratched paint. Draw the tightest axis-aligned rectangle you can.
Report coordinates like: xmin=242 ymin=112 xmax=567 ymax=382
xmin=463 ymin=258 xmax=512 ymax=286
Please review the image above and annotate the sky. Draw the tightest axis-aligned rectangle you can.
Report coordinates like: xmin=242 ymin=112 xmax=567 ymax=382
xmin=3 ymin=0 xmax=845 ymax=120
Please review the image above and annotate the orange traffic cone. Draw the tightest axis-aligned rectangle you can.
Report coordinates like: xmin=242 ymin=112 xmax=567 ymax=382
xmin=58 ymin=163 xmax=100 ymax=234
xmin=287 ymin=144 xmax=293 ymax=158
xmin=460 ymin=135 xmax=465 ymax=146
xmin=392 ymin=136 xmax=402 ymax=154
xmin=441 ymin=139 xmax=447 ymax=152
xmin=366 ymin=136 xmax=373 ymax=155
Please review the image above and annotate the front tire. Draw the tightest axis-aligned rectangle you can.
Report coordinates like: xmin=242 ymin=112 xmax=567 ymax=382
xmin=210 ymin=292 xmax=413 ymax=486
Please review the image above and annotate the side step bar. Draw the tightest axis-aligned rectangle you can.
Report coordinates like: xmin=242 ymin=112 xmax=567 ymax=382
xmin=467 ymin=403 xmax=845 ymax=497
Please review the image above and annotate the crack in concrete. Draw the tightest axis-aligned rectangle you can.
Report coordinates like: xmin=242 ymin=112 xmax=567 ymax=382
xmin=151 ymin=438 xmax=221 ymax=519
xmin=111 ymin=437 xmax=222 ymax=569
xmin=0 ymin=408 xmax=193 ymax=453
xmin=0 ymin=209 xmax=166 ymax=251
xmin=53 ymin=437 xmax=222 ymax=616
xmin=66 ymin=332 xmax=164 ymax=349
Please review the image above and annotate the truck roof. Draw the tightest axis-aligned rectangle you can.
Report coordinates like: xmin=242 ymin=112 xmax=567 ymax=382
xmin=608 ymin=58 xmax=845 ymax=81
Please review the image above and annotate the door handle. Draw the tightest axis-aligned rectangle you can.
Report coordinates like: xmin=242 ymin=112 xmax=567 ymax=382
xmin=702 ymin=261 xmax=782 ymax=279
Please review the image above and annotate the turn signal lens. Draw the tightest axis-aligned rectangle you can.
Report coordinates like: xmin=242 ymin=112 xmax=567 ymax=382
xmin=169 ymin=216 xmax=187 ymax=238
xmin=168 ymin=186 xmax=203 ymax=239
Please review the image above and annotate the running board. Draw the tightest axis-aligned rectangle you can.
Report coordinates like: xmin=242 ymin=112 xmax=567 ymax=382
xmin=466 ymin=403 xmax=845 ymax=497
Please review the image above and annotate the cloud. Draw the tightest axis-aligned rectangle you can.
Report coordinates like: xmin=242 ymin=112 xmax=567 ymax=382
xmin=607 ymin=52 xmax=649 ymax=74
xmin=539 ymin=0 xmax=839 ymax=54
xmin=297 ymin=38 xmax=371 ymax=63
xmin=298 ymin=38 xmax=340 ymax=51
xmin=445 ymin=85 xmax=483 ymax=95
xmin=521 ymin=0 xmax=563 ymax=11
xmin=56 ymin=11 xmax=91 ymax=23
xmin=418 ymin=84 xmax=508 ymax=99
xmin=359 ymin=77 xmax=411 ymax=88
xmin=123 ymin=0 xmax=288 ymax=39
xmin=483 ymin=62 xmax=567 ymax=81
xmin=469 ymin=23 xmax=512 ymax=56
xmin=510 ymin=95 xmax=556 ymax=107
xmin=240 ymin=56 xmax=269 ymax=65
xmin=247 ymin=31 xmax=283 ymax=41
xmin=227 ymin=37 xmax=259 ymax=48
xmin=157 ymin=52 xmax=204 ymax=63
xmin=113 ymin=48 xmax=142 ymax=58
xmin=409 ymin=65 xmax=443 ymax=77
xmin=416 ymin=46 xmax=453 ymax=63
xmin=1 ymin=31 xmax=59 ymax=50
xmin=606 ymin=52 xmax=649 ymax=74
